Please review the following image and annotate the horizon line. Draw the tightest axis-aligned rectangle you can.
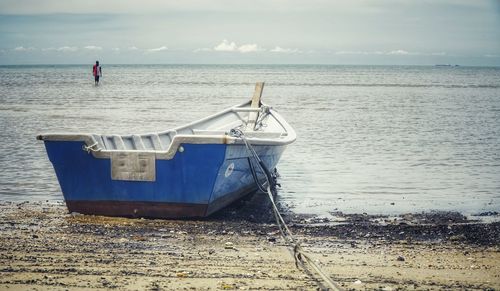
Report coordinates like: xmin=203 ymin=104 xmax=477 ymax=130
xmin=1 ymin=63 xmax=498 ymax=68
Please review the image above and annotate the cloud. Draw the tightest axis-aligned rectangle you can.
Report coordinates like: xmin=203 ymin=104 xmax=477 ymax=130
xmin=335 ymin=50 xmax=384 ymax=55
xmin=387 ymin=49 xmax=411 ymax=55
xmin=213 ymin=39 xmax=263 ymax=53
xmin=14 ymin=46 xmax=35 ymax=51
xmin=128 ymin=46 xmax=139 ymax=51
xmin=386 ymin=50 xmax=447 ymax=56
xmin=214 ymin=39 xmax=237 ymax=52
xmin=270 ymin=46 xmax=301 ymax=53
xmin=237 ymin=43 xmax=261 ymax=53
xmin=147 ymin=46 xmax=168 ymax=52
xmin=42 ymin=46 xmax=81 ymax=52
xmin=84 ymin=45 xmax=103 ymax=50
xmin=56 ymin=46 xmax=78 ymax=52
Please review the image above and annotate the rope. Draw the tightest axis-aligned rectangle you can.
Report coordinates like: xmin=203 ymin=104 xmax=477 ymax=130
xmin=254 ymin=106 xmax=271 ymax=130
xmin=229 ymin=128 xmax=342 ymax=291
xmin=82 ymin=142 xmax=101 ymax=153
xmin=247 ymin=157 xmax=268 ymax=193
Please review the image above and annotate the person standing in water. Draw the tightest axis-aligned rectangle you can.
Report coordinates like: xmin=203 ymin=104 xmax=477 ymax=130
xmin=92 ymin=61 xmax=102 ymax=85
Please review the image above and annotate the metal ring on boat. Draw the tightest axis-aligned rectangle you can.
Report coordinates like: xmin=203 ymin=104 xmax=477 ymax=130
xmin=224 ymin=162 xmax=235 ymax=177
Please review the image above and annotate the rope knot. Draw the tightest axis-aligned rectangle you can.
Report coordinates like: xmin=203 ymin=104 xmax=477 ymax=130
xmin=229 ymin=128 xmax=243 ymax=138
xmin=82 ymin=142 xmax=100 ymax=153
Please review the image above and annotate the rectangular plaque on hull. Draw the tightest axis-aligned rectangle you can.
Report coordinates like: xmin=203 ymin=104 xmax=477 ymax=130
xmin=111 ymin=152 xmax=156 ymax=181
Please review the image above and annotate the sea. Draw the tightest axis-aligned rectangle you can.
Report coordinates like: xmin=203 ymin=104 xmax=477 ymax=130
xmin=0 ymin=64 xmax=499 ymax=217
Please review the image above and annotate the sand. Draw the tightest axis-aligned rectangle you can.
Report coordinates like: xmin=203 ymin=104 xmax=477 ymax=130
xmin=0 ymin=201 xmax=498 ymax=290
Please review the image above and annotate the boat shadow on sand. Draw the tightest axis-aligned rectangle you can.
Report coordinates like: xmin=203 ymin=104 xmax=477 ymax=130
xmin=206 ymin=190 xmax=286 ymax=224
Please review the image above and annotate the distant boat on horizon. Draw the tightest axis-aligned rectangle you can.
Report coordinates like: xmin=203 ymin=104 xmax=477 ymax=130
xmin=435 ymin=64 xmax=460 ymax=67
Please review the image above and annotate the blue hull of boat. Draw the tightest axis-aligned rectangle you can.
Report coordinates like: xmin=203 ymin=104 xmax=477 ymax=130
xmin=44 ymin=140 xmax=284 ymax=218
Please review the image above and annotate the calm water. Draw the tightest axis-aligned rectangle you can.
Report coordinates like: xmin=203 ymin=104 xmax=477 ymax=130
xmin=0 ymin=65 xmax=499 ymax=216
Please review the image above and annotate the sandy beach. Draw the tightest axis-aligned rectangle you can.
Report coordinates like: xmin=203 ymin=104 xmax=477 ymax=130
xmin=0 ymin=200 xmax=498 ymax=290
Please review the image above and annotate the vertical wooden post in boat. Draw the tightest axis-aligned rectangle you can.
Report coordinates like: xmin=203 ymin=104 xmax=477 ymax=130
xmin=246 ymin=82 xmax=264 ymax=131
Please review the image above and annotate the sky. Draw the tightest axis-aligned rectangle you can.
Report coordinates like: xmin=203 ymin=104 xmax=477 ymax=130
xmin=0 ymin=0 xmax=499 ymax=65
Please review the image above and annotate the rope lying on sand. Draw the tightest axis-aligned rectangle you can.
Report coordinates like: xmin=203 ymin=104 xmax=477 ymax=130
xmin=230 ymin=128 xmax=342 ymax=291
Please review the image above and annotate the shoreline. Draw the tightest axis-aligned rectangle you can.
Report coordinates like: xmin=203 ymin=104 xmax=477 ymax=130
xmin=0 ymin=201 xmax=499 ymax=290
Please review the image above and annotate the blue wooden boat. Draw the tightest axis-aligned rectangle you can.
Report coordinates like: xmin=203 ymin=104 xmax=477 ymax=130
xmin=37 ymin=83 xmax=296 ymax=218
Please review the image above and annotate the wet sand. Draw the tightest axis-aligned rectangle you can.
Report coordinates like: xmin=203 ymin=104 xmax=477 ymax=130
xmin=0 ymin=200 xmax=499 ymax=290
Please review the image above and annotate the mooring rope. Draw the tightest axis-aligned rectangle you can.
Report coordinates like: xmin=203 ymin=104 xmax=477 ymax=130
xmin=229 ymin=128 xmax=342 ymax=291
xmin=82 ymin=141 xmax=100 ymax=153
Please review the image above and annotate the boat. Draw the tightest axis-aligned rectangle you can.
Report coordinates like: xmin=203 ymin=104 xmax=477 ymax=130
xmin=37 ymin=83 xmax=296 ymax=218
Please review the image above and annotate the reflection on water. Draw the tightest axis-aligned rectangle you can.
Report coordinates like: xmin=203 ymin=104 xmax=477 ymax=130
xmin=0 ymin=65 xmax=499 ymax=215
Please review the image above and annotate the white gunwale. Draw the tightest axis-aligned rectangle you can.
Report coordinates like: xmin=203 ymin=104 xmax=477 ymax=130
xmin=37 ymin=101 xmax=296 ymax=160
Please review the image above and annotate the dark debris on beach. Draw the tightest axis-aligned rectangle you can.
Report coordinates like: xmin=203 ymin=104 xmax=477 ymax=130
xmin=205 ymin=192 xmax=500 ymax=246
xmin=2 ymin=194 xmax=499 ymax=248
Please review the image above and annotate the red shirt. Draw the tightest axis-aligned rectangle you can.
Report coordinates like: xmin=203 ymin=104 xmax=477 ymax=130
xmin=93 ymin=65 xmax=101 ymax=77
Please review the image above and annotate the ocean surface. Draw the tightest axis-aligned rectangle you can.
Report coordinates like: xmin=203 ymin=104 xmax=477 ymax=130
xmin=0 ymin=64 xmax=499 ymax=216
